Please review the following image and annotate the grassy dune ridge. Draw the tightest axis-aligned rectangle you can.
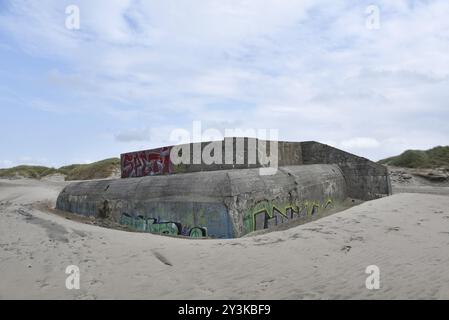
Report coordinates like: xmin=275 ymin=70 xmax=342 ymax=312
xmin=0 ymin=158 xmax=120 ymax=181
xmin=379 ymin=146 xmax=449 ymax=169
xmin=2 ymin=145 xmax=447 ymax=180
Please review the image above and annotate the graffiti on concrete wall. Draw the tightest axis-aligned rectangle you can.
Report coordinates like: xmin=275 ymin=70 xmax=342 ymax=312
xmin=243 ymin=198 xmax=333 ymax=234
xmin=119 ymin=213 xmax=208 ymax=238
xmin=121 ymin=147 xmax=173 ymax=178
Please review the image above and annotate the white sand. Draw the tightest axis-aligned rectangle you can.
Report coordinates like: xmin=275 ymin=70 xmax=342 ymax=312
xmin=1 ymin=178 xmax=449 ymax=299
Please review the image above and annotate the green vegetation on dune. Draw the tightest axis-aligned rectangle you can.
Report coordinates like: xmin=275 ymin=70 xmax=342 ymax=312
xmin=63 ymin=158 xmax=120 ymax=180
xmin=0 ymin=165 xmax=58 ymax=179
xmin=379 ymin=146 xmax=449 ymax=168
xmin=0 ymin=158 xmax=120 ymax=181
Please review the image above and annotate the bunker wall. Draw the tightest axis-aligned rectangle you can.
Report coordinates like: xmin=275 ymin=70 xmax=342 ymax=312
xmin=300 ymin=141 xmax=391 ymax=200
xmin=56 ymin=164 xmax=347 ymax=238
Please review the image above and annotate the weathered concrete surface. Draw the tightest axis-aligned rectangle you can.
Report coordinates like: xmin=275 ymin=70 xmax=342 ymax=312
xmin=57 ymin=164 xmax=347 ymax=238
xmin=57 ymin=140 xmax=391 ymax=238
xmin=120 ymin=139 xmax=390 ymax=200
xmin=300 ymin=142 xmax=391 ymax=200
xmin=120 ymin=137 xmax=299 ymax=178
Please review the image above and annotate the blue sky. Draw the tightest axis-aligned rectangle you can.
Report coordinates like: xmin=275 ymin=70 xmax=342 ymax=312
xmin=1 ymin=0 xmax=448 ymax=168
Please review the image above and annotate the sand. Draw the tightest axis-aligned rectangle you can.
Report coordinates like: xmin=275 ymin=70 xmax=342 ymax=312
xmin=1 ymin=178 xmax=449 ymax=299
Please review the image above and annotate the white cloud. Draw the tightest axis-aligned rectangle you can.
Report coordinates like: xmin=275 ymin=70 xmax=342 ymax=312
xmin=340 ymin=137 xmax=381 ymax=149
xmin=0 ymin=160 xmax=13 ymax=168
xmin=0 ymin=0 xmax=448 ymax=163
xmin=115 ymin=128 xmax=151 ymax=142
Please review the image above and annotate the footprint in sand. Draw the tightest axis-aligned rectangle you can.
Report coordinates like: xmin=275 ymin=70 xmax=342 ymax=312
xmin=258 ymin=279 xmax=275 ymax=287
xmin=386 ymin=226 xmax=400 ymax=232
xmin=289 ymin=233 xmax=309 ymax=240
xmin=347 ymin=236 xmax=364 ymax=243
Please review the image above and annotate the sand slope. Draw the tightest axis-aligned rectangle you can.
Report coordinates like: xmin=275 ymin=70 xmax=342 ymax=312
xmin=1 ymin=178 xmax=449 ymax=299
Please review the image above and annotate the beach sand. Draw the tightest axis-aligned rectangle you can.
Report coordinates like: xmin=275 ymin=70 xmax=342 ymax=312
xmin=1 ymin=177 xmax=449 ymax=299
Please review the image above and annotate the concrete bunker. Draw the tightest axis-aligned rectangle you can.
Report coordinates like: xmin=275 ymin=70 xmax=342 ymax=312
xmin=56 ymin=139 xmax=391 ymax=238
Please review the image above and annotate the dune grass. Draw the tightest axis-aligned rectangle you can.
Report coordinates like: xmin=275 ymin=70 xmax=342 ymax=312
xmin=379 ymin=146 xmax=449 ymax=169
xmin=0 ymin=165 xmax=58 ymax=179
xmin=0 ymin=158 xmax=120 ymax=181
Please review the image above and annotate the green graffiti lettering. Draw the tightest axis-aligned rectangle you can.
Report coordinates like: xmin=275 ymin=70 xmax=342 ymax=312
xmin=244 ymin=197 xmax=333 ymax=234
xmin=119 ymin=214 xmax=207 ymax=238
xmin=189 ymin=227 xmax=207 ymax=238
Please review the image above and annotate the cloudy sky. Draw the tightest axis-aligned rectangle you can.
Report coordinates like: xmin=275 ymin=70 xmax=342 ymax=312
xmin=0 ymin=0 xmax=448 ymax=168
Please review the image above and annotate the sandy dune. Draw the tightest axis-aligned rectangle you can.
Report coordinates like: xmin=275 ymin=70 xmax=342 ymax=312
xmin=389 ymin=166 xmax=449 ymax=196
xmin=1 ymin=178 xmax=449 ymax=299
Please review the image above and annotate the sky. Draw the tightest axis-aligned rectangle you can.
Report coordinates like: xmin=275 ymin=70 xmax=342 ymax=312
xmin=0 ymin=0 xmax=448 ymax=168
